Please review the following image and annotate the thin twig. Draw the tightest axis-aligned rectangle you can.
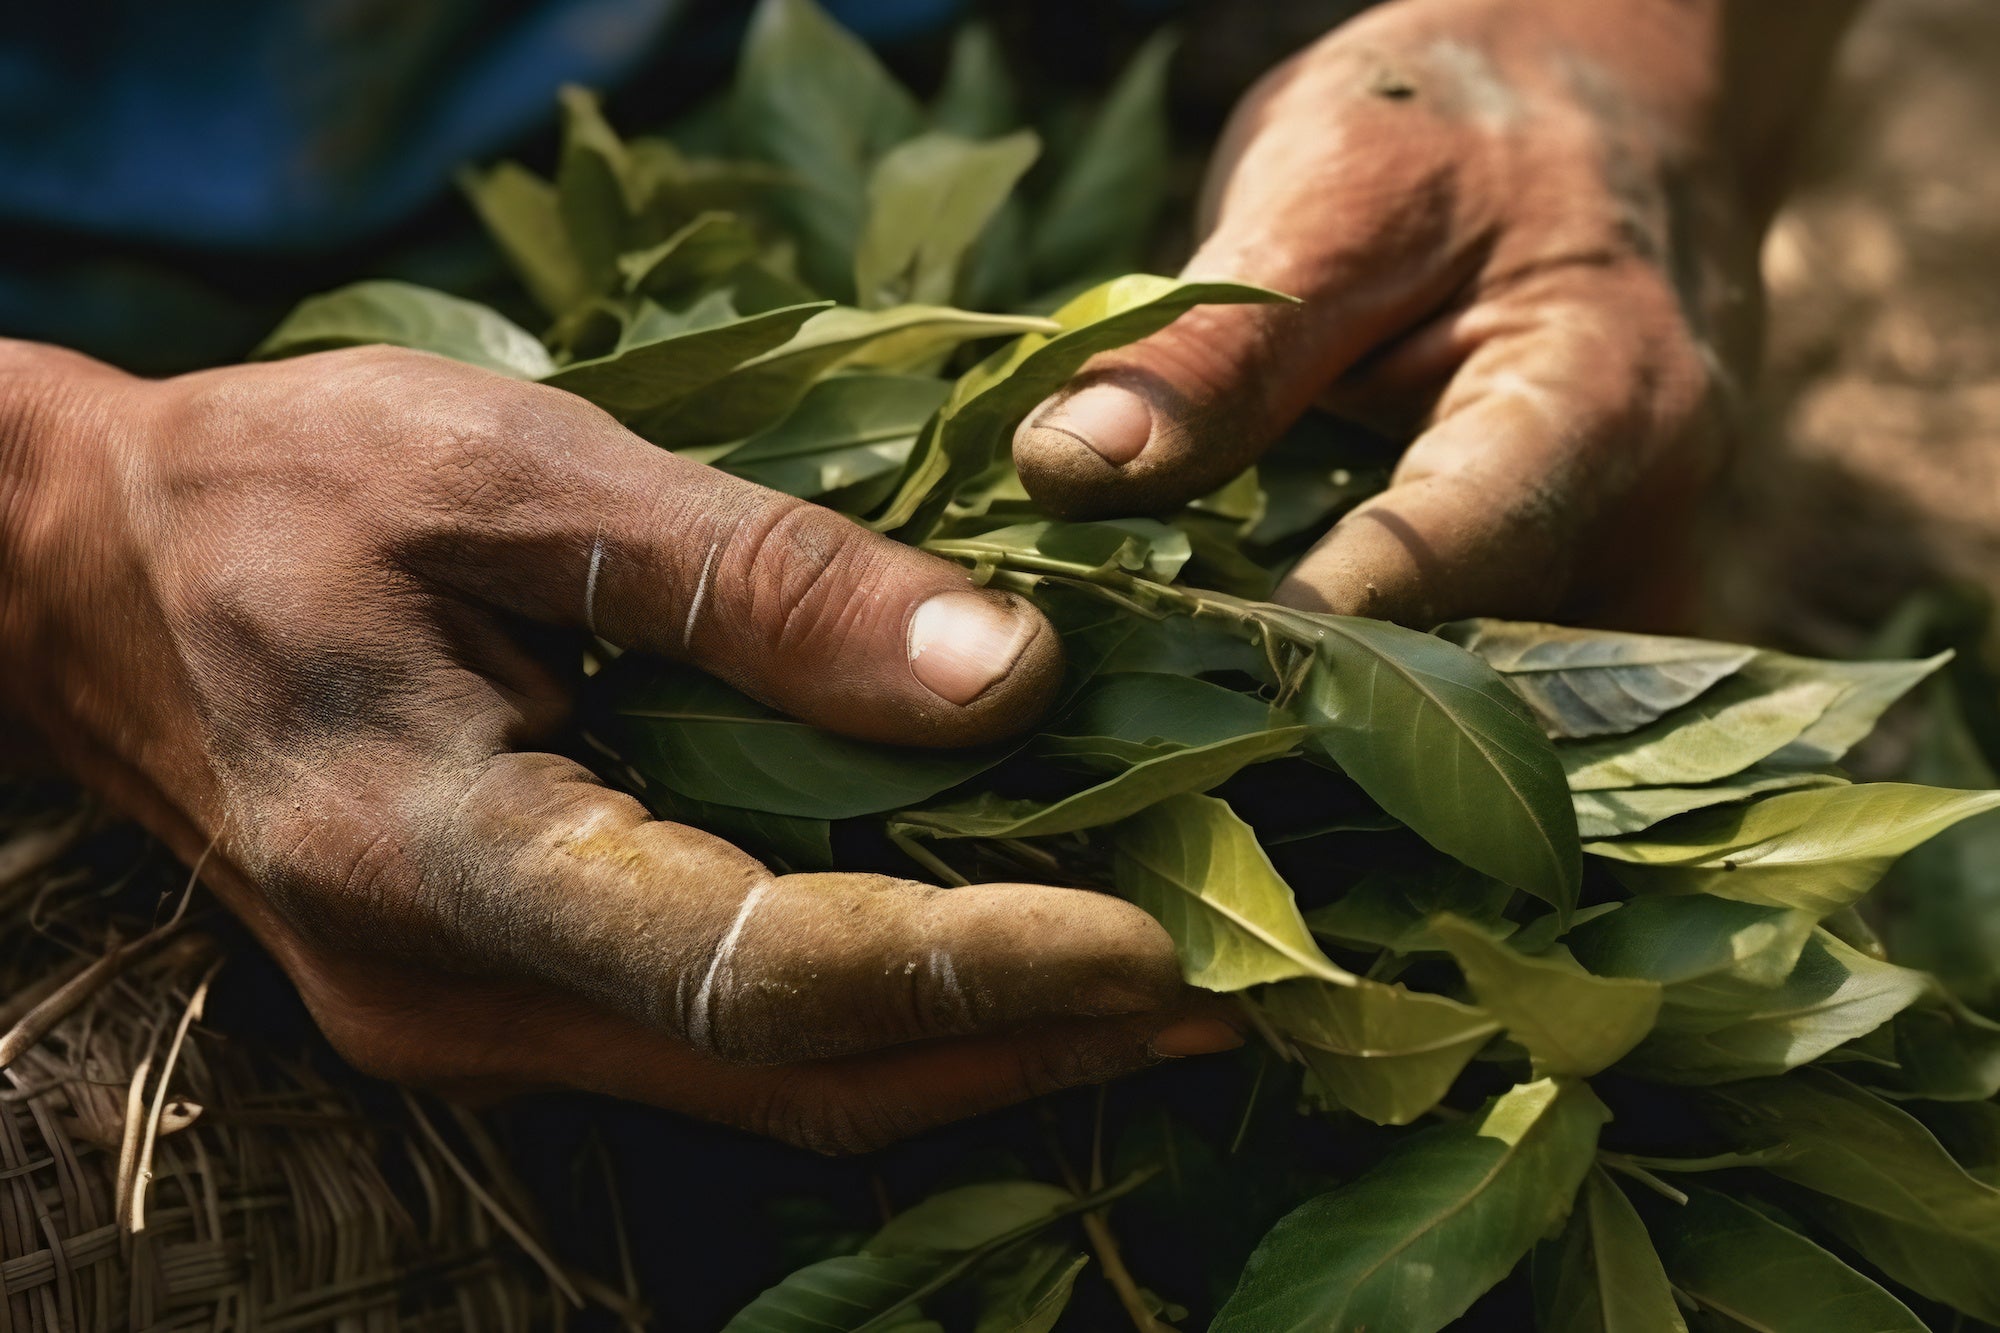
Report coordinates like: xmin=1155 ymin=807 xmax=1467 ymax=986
xmin=1044 ymin=1108 xmax=1165 ymax=1332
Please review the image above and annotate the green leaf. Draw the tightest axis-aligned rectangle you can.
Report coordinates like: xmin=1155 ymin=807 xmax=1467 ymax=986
xmin=619 ymin=210 xmax=763 ymax=297
xmin=865 ymin=1183 xmax=1075 ymax=1256
xmin=716 ymin=374 xmax=947 ymax=501
xmin=1443 ymin=619 xmax=1755 ymax=741
xmin=971 ymin=1247 xmax=1086 ymax=1333
xmin=1573 ymin=769 xmax=1846 ymax=840
xmin=1260 ymin=977 xmax=1500 ymax=1126
xmin=459 ymin=161 xmax=590 ymax=316
xmin=1705 ymin=1069 xmax=2000 ymax=1319
xmin=1432 ymin=917 xmax=1661 ymax=1078
xmin=730 ymin=0 xmax=925 ymax=298
xmin=855 ymin=131 xmax=1040 ymax=309
xmin=1028 ymin=31 xmax=1175 ymax=288
xmin=253 ymin=280 xmax=555 ymax=379
xmin=608 ymin=666 xmax=1009 ymax=818
xmin=1565 ymin=895 xmax=1819 ymax=1026
xmin=1294 ymin=615 xmax=1580 ymax=910
xmin=871 ymin=275 xmax=1291 ymax=537
xmin=1765 ymin=651 xmax=1950 ymax=767
xmin=541 ymin=300 xmax=830 ymax=417
xmin=1558 ymin=655 xmax=1862 ymax=792
xmin=1303 ymin=861 xmax=1516 ymax=954
xmin=555 ymin=85 xmax=640 ymax=292
xmin=1643 ymin=1185 xmax=1927 ymax=1332
xmin=891 ymin=727 xmax=1304 ymax=840
xmin=1585 ymin=782 xmax=2000 ymax=915
xmin=648 ymin=304 xmax=1058 ymax=446
xmin=1033 ymin=672 xmax=1280 ymax=770
xmin=1210 ymin=1078 xmax=1609 ymax=1333
xmin=1109 ymin=793 xmax=1351 ymax=990
xmin=1871 ymin=996 xmax=2000 ymax=1101
xmin=1622 ymin=931 xmax=1928 ymax=1082
xmin=723 ymin=1254 xmax=943 ymax=1333
xmin=928 ymin=517 xmax=1192 ymax=584
xmin=1533 ymin=1169 xmax=1687 ymax=1333
xmin=933 ymin=24 xmax=1019 ymax=139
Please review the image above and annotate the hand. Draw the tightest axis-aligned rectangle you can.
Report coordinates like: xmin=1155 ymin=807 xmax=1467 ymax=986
xmin=1016 ymin=0 xmax=1851 ymax=628
xmin=0 ymin=341 xmax=1237 ymax=1152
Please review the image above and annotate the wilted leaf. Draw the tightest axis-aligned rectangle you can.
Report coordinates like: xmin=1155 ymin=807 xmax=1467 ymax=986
xmin=1644 ymin=1185 xmax=1926 ymax=1332
xmin=1586 ymin=782 xmax=2000 ymax=915
xmin=1444 ymin=619 xmax=1755 ymax=740
xmin=716 ymin=374 xmax=947 ymax=501
xmin=1432 ymin=917 xmax=1661 ymax=1078
xmin=1623 ymin=932 xmax=1928 ymax=1082
xmin=855 ymin=131 xmax=1040 ymax=309
xmin=893 ymin=728 xmax=1303 ymax=840
xmin=254 ymin=281 xmax=554 ymax=379
xmin=1705 ymin=1069 xmax=2000 ymax=1319
xmin=609 ymin=666 xmax=1009 ymax=818
xmin=1209 ymin=1079 xmax=1608 ymax=1333
xmin=1260 ymin=977 xmax=1499 ymax=1126
xmin=1293 ymin=614 xmax=1580 ymax=910
xmin=1533 ymin=1168 xmax=1686 ymax=1333
xmin=1109 ymin=793 xmax=1351 ymax=990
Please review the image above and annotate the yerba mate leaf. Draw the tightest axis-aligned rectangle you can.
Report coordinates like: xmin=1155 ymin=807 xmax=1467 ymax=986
xmin=1209 ymin=1078 xmax=1608 ymax=1333
xmin=722 ymin=1253 xmax=943 ymax=1333
xmin=1869 ymin=997 xmax=2000 ymax=1102
xmin=1303 ymin=861 xmax=1515 ymax=954
xmin=1260 ymin=977 xmax=1499 ymax=1126
xmin=1443 ymin=619 xmax=1755 ymax=740
xmin=970 ymin=1247 xmax=1085 ymax=1333
xmin=1586 ymin=782 xmax=2000 ymax=915
xmin=1028 ymin=30 xmax=1175 ymax=290
xmin=459 ymin=161 xmax=590 ymax=316
xmin=1033 ymin=672 xmax=1281 ymax=770
xmin=1573 ymin=768 xmax=1847 ymax=840
xmin=1432 ymin=918 xmax=1661 ymax=1078
xmin=716 ymin=375 xmax=946 ymax=501
xmin=609 ymin=667 xmax=1009 ymax=818
xmin=1643 ymin=1186 xmax=1926 ymax=1332
xmin=730 ymin=0 xmax=925 ymax=298
xmin=541 ymin=300 xmax=829 ymax=417
xmin=1109 ymin=793 xmax=1351 ymax=990
xmin=649 ymin=304 xmax=1058 ymax=446
xmin=864 ymin=1183 xmax=1075 ymax=1256
xmin=1705 ymin=1069 xmax=2000 ymax=1319
xmin=618 ymin=211 xmax=763 ymax=297
xmin=1564 ymin=895 xmax=1819 ymax=1027
xmin=1532 ymin=1169 xmax=1687 ymax=1333
xmin=892 ymin=728 xmax=1304 ymax=840
xmin=932 ymin=23 xmax=1019 ymax=139
xmin=555 ymin=86 xmax=640 ymax=292
xmin=855 ymin=131 xmax=1040 ymax=310
xmin=1766 ymin=650 xmax=1950 ymax=768
xmin=1626 ymin=932 xmax=1927 ymax=1082
xmin=1292 ymin=614 xmax=1579 ymax=910
xmin=871 ymin=275 xmax=1291 ymax=537
xmin=253 ymin=281 xmax=555 ymax=379
xmin=1557 ymin=655 xmax=1858 ymax=791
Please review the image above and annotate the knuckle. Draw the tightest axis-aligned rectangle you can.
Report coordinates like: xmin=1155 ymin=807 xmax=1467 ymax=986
xmin=727 ymin=498 xmax=887 ymax=659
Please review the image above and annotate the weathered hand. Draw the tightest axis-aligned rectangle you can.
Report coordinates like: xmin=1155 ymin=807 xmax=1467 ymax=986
xmin=0 ymin=341 xmax=1235 ymax=1152
xmin=1017 ymin=0 xmax=1845 ymax=628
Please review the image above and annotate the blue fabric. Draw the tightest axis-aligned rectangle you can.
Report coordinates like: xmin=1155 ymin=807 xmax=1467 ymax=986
xmin=0 ymin=0 xmax=959 ymax=253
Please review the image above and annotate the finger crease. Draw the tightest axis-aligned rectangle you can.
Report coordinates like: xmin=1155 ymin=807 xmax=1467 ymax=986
xmin=689 ymin=880 xmax=769 ymax=1051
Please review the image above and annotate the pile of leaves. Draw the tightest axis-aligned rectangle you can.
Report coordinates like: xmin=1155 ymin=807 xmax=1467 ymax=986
xmin=256 ymin=2 xmax=2000 ymax=1328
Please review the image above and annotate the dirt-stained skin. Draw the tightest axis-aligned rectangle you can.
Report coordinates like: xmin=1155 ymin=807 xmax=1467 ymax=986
xmin=0 ymin=0 xmax=1862 ymax=1150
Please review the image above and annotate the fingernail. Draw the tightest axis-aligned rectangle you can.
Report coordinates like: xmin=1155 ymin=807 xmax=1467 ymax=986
xmin=1030 ymin=383 xmax=1153 ymax=465
xmin=1150 ymin=1018 xmax=1246 ymax=1059
xmin=908 ymin=591 xmax=1035 ymax=706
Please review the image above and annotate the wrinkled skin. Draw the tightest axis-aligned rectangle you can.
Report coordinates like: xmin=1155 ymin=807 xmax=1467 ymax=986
xmin=1018 ymin=0 xmax=1860 ymax=630
xmin=0 ymin=0 xmax=1857 ymax=1148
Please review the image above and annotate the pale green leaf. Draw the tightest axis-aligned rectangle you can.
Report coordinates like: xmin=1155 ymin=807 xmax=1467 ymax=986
xmin=933 ymin=23 xmax=1019 ymax=139
xmin=1443 ymin=619 xmax=1755 ymax=740
xmin=1645 ymin=1185 xmax=1926 ymax=1332
xmin=1565 ymin=895 xmax=1819 ymax=1027
xmin=1586 ymin=782 xmax=2000 ymax=915
xmin=619 ymin=210 xmax=763 ymax=297
xmin=459 ymin=161 xmax=589 ymax=316
xmin=1432 ymin=917 xmax=1661 ymax=1078
xmin=542 ymin=300 xmax=829 ymax=417
xmin=716 ymin=374 xmax=947 ymax=501
xmin=1573 ymin=769 xmax=1846 ymax=840
xmin=1765 ymin=651 xmax=1949 ymax=767
xmin=1109 ymin=793 xmax=1350 ymax=990
xmin=254 ymin=280 xmax=555 ymax=379
xmin=555 ymin=85 xmax=639 ymax=292
xmin=1261 ymin=977 xmax=1499 ymax=1126
xmin=855 ymin=131 xmax=1040 ymax=309
xmin=1210 ymin=1079 xmax=1608 ymax=1333
xmin=1292 ymin=614 xmax=1580 ymax=910
xmin=1533 ymin=1169 xmax=1687 ymax=1333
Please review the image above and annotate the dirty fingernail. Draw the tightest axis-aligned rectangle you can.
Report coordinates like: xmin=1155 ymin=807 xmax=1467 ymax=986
xmin=909 ymin=591 xmax=1035 ymax=705
xmin=1027 ymin=383 xmax=1153 ymax=465
xmin=1150 ymin=1018 xmax=1246 ymax=1059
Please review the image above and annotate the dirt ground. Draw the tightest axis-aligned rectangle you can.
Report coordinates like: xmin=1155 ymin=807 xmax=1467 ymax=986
xmin=1712 ymin=0 xmax=2000 ymax=654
